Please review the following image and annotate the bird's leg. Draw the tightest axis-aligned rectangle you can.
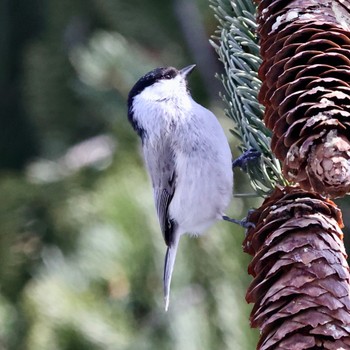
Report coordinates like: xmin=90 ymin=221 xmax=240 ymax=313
xmin=232 ymin=149 xmax=261 ymax=172
xmin=222 ymin=215 xmax=255 ymax=229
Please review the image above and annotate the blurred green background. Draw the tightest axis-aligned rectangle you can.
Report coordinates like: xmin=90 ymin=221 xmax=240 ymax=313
xmin=2 ymin=0 xmax=350 ymax=349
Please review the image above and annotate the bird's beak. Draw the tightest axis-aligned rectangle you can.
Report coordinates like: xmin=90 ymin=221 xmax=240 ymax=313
xmin=179 ymin=64 xmax=196 ymax=78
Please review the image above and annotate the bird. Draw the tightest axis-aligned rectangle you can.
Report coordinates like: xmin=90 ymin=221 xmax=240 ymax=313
xmin=127 ymin=65 xmax=255 ymax=311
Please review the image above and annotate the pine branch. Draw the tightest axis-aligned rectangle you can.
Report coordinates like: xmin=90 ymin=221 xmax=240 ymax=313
xmin=210 ymin=0 xmax=286 ymax=196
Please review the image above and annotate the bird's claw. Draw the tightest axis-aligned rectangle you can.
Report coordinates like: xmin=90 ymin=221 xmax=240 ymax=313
xmin=232 ymin=149 xmax=261 ymax=172
xmin=222 ymin=215 xmax=255 ymax=229
xmin=242 ymin=220 xmax=255 ymax=229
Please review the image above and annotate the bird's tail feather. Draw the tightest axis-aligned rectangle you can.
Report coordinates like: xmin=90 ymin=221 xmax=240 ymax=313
xmin=163 ymin=236 xmax=180 ymax=312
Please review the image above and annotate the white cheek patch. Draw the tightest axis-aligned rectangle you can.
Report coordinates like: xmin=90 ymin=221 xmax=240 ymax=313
xmin=139 ymin=76 xmax=186 ymax=102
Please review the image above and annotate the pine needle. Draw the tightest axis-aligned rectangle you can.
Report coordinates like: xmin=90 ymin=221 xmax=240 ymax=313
xmin=210 ymin=0 xmax=287 ymax=196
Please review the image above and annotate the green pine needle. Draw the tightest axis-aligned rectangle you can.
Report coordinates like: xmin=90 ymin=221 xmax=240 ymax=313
xmin=210 ymin=0 xmax=287 ymax=196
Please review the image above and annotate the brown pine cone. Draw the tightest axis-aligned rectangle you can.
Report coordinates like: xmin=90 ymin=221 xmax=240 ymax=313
xmin=243 ymin=185 xmax=350 ymax=349
xmin=257 ymin=0 xmax=350 ymax=198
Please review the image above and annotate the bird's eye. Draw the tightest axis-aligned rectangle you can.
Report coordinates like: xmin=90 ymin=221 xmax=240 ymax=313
xmin=164 ymin=73 xmax=173 ymax=79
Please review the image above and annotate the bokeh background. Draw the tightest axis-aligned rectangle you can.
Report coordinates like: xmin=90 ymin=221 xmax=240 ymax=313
xmin=2 ymin=0 xmax=350 ymax=349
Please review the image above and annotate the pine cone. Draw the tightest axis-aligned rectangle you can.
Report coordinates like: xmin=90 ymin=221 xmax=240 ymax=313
xmin=243 ymin=186 xmax=350 ymax=349
xmin=257 ymin=0 xmax=350 ymax=198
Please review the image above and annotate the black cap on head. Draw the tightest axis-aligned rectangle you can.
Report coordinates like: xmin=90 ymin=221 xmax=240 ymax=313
xmin=127 ymin=65 xmax=195 ymax=139
xmin=128 ymin=67 xmax=178 ymax=103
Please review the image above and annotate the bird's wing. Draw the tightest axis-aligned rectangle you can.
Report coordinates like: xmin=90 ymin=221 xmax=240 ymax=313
xmin=144 ymin=142 xmax=177 ymax=246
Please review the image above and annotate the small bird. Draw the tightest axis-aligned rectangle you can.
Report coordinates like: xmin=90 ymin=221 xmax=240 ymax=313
xmin=128 ymin=65 xmax=254 ymax=311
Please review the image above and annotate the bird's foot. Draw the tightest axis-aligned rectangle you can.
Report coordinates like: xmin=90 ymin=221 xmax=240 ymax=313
xmin=232 ymin=149 xmax=261 ymax=172
xmin=222 ymin=215 xmax=255 ymax=229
